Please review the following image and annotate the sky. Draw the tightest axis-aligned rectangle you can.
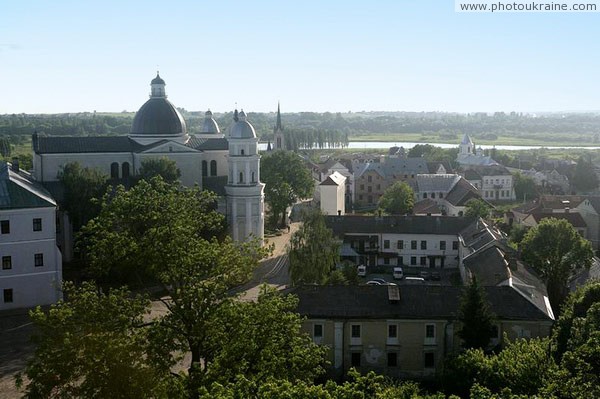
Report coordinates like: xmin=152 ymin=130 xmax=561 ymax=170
xmin=1 ymin=0 xmax=600 ymax=114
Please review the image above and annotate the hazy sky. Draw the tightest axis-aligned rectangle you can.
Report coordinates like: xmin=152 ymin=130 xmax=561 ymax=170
xmin=1 ymin=0 xmax=599 ymax=114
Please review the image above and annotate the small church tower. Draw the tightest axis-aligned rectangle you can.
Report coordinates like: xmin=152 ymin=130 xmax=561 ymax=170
xmin=458 ymin=133 xmax=474 ymax=158
xmin=273 ymin=102 xmax=285 ymax=150
xmin=225 ymin=110 xmax=265 ymax=243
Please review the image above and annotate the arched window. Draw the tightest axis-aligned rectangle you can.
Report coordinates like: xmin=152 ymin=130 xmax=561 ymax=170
xmin=239 ymin=172 xmax=244 ymax=183
xmin=122 ymin=162 xmax=130 ymax=179
xmin=202 ymin=161 xmax=208 ymax=177
xmin=110 ymin=162 xmax=119 ymax=179
xmin=251 ymin=171 xmax=255 ymax=182
xmin=241 ymin=149 xmax=245 ymax=155
xmin=210 ymin=160 xmax=217 ymax=176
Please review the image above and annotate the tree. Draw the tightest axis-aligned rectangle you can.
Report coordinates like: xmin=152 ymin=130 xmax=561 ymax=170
xmin=0 ymin=136 xmax=11 ymax=157
xmin=288 ymin=208 xmax=340 ymax=285
xmin=571 ymin=156 xmax=598 ymax=193
xmin=378 ymin=181 xmax=414 ymax=215
xmin=138 ymin=157 xmax=181 ymax=184
xmin=16 ymin=282 xmax=180 ymax=398
xmin=58 ymin=162 xmax=108 ymax=231
xmin=80 ymin=177 xmax=268 ymax=394
xmin=261 ymin=151 xmax=314 ymax=227
xmin=513 ymin=172 xmax=538 ymax=201
xmin=520 ymin=218 xmax=593 ymax=313
xmin=458 ymin=277 xmax=496 ymax=350
xmin=465 ymin=198 xmax=491 ymax=219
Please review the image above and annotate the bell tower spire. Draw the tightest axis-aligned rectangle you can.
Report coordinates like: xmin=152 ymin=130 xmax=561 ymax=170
xmin=273 ymin=102 xmax=285 ymax=150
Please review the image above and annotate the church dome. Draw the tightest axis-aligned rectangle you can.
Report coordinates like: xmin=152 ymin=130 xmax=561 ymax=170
xmin=201 ymin=110 xmax=220 ymax=134
xmin=229 ymin=110 xmax=256 ymax=139
xmin=131 ymin=97 xmax=187 ymax=135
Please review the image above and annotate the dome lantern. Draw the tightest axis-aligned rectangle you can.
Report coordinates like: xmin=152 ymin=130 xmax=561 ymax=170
xmin=150 ymin=71 xmax=166 ymax=98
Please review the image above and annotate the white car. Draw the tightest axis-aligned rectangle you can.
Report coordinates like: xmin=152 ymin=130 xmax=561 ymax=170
xmin=357 ymin=265 xmax=367 ymax=277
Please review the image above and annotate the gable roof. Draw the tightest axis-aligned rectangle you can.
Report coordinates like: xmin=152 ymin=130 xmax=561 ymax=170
xmin=529 ymin=212 xmax=587 ymax=228
xmin=320 ymin=171 xmax=345 ymax=186
xmin=415 ymin=174 xmax=461 ymax=193
xmin=186 ymin=136 xmax=229 ymax=151
xmin=413 ymin=199 xmax=441 ymax=215
xmin=0 ymin=163 xmax=56 ymax=209
xmin=289 ymin=285 xmax=553 ymax=321
xmin=445 ymin=178 xmax=482 ymax=206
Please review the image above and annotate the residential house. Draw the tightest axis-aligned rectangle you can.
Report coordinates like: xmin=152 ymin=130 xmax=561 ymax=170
xmin=0 ymin=162 xmax=62 ymax=310
xmin=414 ymin=174 xmax=484 ymax=216
xmin=319 ymin=172 xmax=346 ymax=216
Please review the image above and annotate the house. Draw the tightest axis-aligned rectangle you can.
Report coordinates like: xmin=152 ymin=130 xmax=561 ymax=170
xmin=461 ymin=165 xmax=516 ymax=202
xmin=0 ymin=162 xmax=62 ymax=310
xmin=319 ymin=172 xmax=346 ymax=216
xmin=292 ymin=284 xmax=554 ymax=380
xmin=414 ymin=174 xmax=484 ymax=216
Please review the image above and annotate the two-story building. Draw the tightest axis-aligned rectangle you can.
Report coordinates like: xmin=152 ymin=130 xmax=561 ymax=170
xmin=292 ymin=284 xmax=554 ymax=380
xmin=0 ymin=162 xmax=62 ymax=310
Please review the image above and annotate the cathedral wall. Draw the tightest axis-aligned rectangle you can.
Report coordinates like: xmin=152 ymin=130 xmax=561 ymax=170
xmin=37 ymin=153 xmax=135 ymax=182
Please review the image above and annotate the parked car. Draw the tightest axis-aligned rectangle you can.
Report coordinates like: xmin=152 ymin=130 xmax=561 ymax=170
xmin=430 ymin=271 xmax=441 ymax=281
xmin=404 ymin=277 xmax=425 ymax=283
xmin=357 ymin=265 xmax=366 ymax=277
xmin=366 ymin=280 xmax=382 ymax=285
xmin=370 ymin=278 xmax=388 ymax=285
xmin=393 ymin=267 xmax=404 ymax=280
xmin=420 ymin=271 xmax=430 ymax=280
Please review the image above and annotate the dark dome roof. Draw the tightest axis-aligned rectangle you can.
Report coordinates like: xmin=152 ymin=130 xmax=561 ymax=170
xmin=151 ymin=73 xmax=165 ymax=85
xmin=131 ymin=98 xmax=187 ymax=135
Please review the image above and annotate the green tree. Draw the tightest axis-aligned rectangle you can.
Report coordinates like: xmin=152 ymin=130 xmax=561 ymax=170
xmin=520 ymin=218 xmax=593 ymax=313
xmin=0 ymin=136 xmax=11 ymax=157
xmin=513 ymin=172 xmax=538 ymax=202
xmin=571 ymin=156 xmax=598 ymax=193
xmin=465 ymin=198 xmax=491 ymax=219
xmin=261 ymin=151 xmax=314 ymax=227
xmin=288 ymin=208 xmax=340 ymax=285
xmin=80 ymin=177 xmax=268 ymax=393
xmin=458 ymin=277 xmax=496 ymax=349
xmin=138 ymin=157 xmax=181 ymax=184
xmin=378 ymin=181 xmax=415 ymax=215
xmin=16 ymin=282 xmax=180 ymax=398
xmin=58 ymin=162 xmax=108 ymax=231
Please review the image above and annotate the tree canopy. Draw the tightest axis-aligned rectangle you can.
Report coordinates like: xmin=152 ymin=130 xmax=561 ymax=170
xmin=465 ymin=198 xmax=492 ymax=219
xmin=513 ymin=172 xmax=538 ymax=202
xmin=458 ymin=277 xmax=496 ymax=350
xmin=571 ymin=156 xmax=599 ymax=193
xmin=520 ymin=217 xmax=593 ymax=313
xmin=58 ymin=161 xmax=108 ymax=231
xmin=378 ymin=181 xmax=415 ymax=215
xmin=138 ymin=157 xmax=181 ymax=184
xmin=261 ymin=151 xmax=314 ymax=227
xmin=288 ymin=208 xmax=340 ymax=285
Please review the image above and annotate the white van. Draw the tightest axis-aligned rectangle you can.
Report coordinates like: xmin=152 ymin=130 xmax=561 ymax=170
xmin=393 ymin=267 xmax=404 ymax=280
xmin=357 ymin=265 xmax=367 ymax=277
xmin=404 ymin=276 xmax=425 ymax=283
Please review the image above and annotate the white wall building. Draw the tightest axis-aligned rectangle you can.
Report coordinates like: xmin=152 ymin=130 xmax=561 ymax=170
xmin=0 ymin=162 xmax=62 ymax=310
xmin=319 ymin=171 xmax=346 ymax=216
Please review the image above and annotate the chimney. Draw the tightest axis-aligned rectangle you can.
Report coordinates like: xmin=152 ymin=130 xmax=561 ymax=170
xmin=388 ymin=285 xmax=400 ymax=304
xmin=11 ymin=157 xmax=19 ymax=173
xmin=338 ymin=210 xmax=342 ymax=216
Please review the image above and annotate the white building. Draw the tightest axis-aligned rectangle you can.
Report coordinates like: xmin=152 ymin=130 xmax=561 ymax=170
xmin=0 ymin=162 xmax=62 ymax=310
xmin=319 ymin=171 xmax=346 ymax=216
xmin=32 ymin=73 xmax=264 ymax=244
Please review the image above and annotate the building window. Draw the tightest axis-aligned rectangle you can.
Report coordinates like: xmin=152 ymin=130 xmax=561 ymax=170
xmin=384 ymin=240 xmax=390 ymax=249
xmin=210 ymin=160 xmax=217 ymax=176
xmin=424 ymin=352 xmax=435 ymax=368
xmin=368 ymin=176 xmax=372 ymax=182
xmin=240 ymin=149 xmax=245 ymax=155
xmin=377 ymin=184 xmax=381 ymax=190
xmin=2 ymin=256 xmax=11 ymax=270
xmin=420 ymin=256 xmax=426 ymax=266
xmin=351 ymin=324 xmax=361 ymax=338
xmin=122 ymin=162 xmax=130 ymax=179
xmin=251 ymin=171 xmax=256 ymax=182
xmin=492 ymin=325 xmax=500 ymax=339
xmin=110 ymin=162 xmax=119 ymax=179
xmin=34 ymin=253 xmax=44 ymax=267
xmin=387 ymin=352 xmax=398 ymax=367
xmin=397 ymin=240 xmax=403 ymax=250
xmin=368 ymin=186 xmax=372 ymax=193
xmin=452 ymin=241 xmax=459 ymax=250
xmin=431 ymin=192 xmax=436 ymax=198
xmin=426 ymin=324 xmax=435 ymax=339
xmin=360 ymin=184 xmax=364 ymax=190
xmin=351 ymin=352 xmax=361 ymax=367
xmin=411 ymin=256 xmax=416 ymax=265
xmin=439 ymin=240 xmax=446 ymax=250
xmin=359 ymin=195 xmax=363 ymax=200
xmin=398 ymin=256 xmax=403 ymax=264
xmin=388 ymin=324 xmax=398 ymax=338
xmin=411 ymin=240 xmax=417 ymax=250
xmin=421 ymin=240 xmax=427 ymax=250
xmin=313 ymin=323 xmax=323 ymax=339
xmin=368 ymin=196 xmax=373 ymax=204
xmin=384 ymin=257 xmax=390 ymax=265
xmin=3 ymin=288 xmax=13 ymax=303
xmin=33 ymin=218 xmax=42 ymax=232
xmin=239 ymin=172 xmax=244 ymax=183
xmin=439 ymin=192 xmax=443 ymax=198
xmin=1 ymin=220 xmax=10 ymax=234
xmin=202 ymin=161 xmax=208 ymax=177
xmin=423 ymin=193 xmax=427 ymax=199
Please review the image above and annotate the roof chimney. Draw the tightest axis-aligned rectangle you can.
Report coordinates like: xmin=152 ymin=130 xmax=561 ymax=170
xmin=388 ymin=285 xmax=400 ymax=303
xmin=11 ymin=158 xmax=19 ymax=173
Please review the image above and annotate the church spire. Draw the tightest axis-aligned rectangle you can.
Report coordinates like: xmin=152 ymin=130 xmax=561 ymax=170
xmin=275 ymin=101 xmax=283 ymax=131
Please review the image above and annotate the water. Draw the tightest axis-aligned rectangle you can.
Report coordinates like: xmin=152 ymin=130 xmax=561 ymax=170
xmin=257 ymin=141 xmax=600 ymax=151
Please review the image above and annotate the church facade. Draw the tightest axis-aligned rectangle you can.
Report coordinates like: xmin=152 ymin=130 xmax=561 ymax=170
xmin=32 ymin=73 xmax=264 ymax=243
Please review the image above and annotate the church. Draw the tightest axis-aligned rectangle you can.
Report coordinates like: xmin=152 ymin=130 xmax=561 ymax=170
xmin=32 ymin=73 xmax=265 ymax=244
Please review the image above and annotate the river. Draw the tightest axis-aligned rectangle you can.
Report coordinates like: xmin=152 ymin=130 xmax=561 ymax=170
xmin=258 ymin=141 xmax=600 ymax=151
